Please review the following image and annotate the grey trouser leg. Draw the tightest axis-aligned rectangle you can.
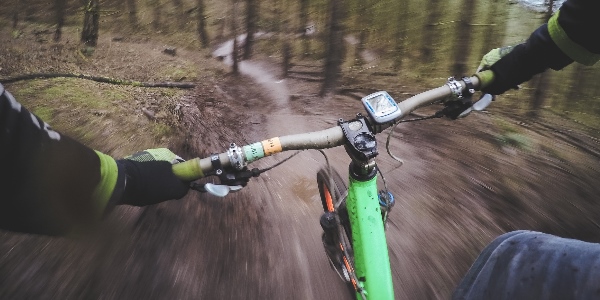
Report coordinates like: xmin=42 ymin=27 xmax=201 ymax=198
xmin=453 ymin=230 xmax=600 ymax=300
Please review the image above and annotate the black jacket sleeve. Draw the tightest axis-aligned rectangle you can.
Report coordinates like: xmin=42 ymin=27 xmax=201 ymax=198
xmin=483 ymin=0 xmax=600 ymax=95
xmin=0 ymin=84 xmax=116 ymax=235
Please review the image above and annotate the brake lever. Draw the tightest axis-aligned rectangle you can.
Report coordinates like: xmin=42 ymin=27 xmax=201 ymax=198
xmin=190 ymin=167 xmax=261 ymax=197
xmin=190 ymin=182 xmax=244 ymax=197
xmin=205 ymin=183 xmax=243 ymax=197
xmin=457 ymin=93 xmax=494 ymax=118
xmin=472 ymin=93 xmax=494 ymax=111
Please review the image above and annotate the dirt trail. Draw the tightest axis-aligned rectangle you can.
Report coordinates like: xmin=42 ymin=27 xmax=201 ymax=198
xmin=210 ymin=37 xmax=353 ymax=299
xmin=205 ymin=36 xmax=452 ymax=299
xmin=3 ymin=24 xmax=600 ymax=300
xmin=198 ymin=42 xmax=600 ymax=299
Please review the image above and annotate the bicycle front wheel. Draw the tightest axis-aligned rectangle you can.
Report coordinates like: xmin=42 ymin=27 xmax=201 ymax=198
xmin=317 ymin=168 xmax=347 ymax=213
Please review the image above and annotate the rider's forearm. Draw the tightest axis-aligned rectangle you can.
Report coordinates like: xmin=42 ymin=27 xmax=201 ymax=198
xmin=483 ymin=24 xmax=573 ymax=95
xmin=0 ymin=84 xmax=118 ymax=235
xmin=484 ymin=0 xmax=599 ymax=95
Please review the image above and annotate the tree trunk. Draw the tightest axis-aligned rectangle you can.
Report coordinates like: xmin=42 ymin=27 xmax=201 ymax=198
xmin=231 ymin=0 xmax=239 ymax=74
xmin=150 ymin=0 xmax=162 ymax=30
xmin=54 ymin=0 xmax=67 ymax=41
xmin=299 ymin=0 xmax=310 ymax=56
xmin=281 ymin=0 xmax=291 ymax=77
xmin=243 ymin=0 xmax=258 ymax=59
xmin=197 ymin=0 xmax=209 ymax=48
xmin=421 ymin=0 xmax=441 ymax=63
xmin=12 ymin=0 xmax=23 ymax=29
xmin=393 ymin=0 xmax=407 ymax=70
xmin=173 ymin=0 xmax=185 ymax=29
xmin=564 ymin=64 xmax=586 ymax=111
xmin=14 ymin=0 xmax=34 ymax=24
xmin=271 ymin=0 xmax=280 ymax=32
xmin=480 ymin=0 xmax=506 ymax=57
xmin=451 ymin=0 xmax=476 ymax=75
xmin=528 ymin=0 xmax=555 ymax=118
xmin=217 ymin=18 xmax=226 ymax=41
xmin=283 ymin=42 xmax=291 ymax=77
xmin=320 ymin=0 xmax=345 ymax=96
xmin=126 ymin=0 xmax=139 ymax=29
xmin=81 ymin=0 xmax=100 ymax=47
xmin=353 ymin=0 xmax=370 ymax=66
xmin=527 ymin=73 xmax=549 ymax=118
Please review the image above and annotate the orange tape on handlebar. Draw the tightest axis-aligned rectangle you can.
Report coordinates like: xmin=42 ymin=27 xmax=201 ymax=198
xmin=261 ymin=138 xmax=282 ymax=156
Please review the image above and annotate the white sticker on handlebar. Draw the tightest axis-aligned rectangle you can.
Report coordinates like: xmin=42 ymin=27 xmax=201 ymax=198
xmin=243 ymin=143 xmax=264 ymax=162
xmin=262 ymin=138 xmax=282 ymax=156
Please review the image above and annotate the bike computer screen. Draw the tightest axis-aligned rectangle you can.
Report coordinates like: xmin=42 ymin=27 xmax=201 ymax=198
xmin=361 ymin=91 xmax=401 ymax=124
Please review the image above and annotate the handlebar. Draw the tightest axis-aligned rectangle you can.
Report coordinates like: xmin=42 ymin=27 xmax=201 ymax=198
xmin=397 ymin=75 xmax=480 ymax=119
xmin=173 ymin=75 xmax=482 ymax=181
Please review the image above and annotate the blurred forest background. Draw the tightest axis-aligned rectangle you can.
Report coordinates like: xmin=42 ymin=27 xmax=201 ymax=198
xmin=1 ymin=0 xmax=599 ymax=129
xmin=2 ymin=0 xmax=600 ymax=299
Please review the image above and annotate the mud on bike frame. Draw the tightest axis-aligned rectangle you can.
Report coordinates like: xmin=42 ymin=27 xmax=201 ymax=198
xmin=171 ymin=75 xmax=487 ymax=299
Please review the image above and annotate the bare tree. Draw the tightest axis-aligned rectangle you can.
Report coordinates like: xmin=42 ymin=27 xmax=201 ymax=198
xmin=299 ymin=0 xmax=310 ymax=56
xmin=281 ymin=0 xmax=291 ymax=76
xmin=54 ymin=0 xmax=67 ymax=41
xmin=451 ymin=0 xmax=476 ymax=75
xmin=13 ymin=0 xmax=36 ymax=27
xmin=563 ymin=64 xmax=587 ymax=111
xmin=81 ymin=0 xmax=100 ymax=47
xmin=150 ymin=0 xmax=162 ymax=30
xmin=243 ymin=0 xmax=258 ymax=59
xmin=480 ymin=0 xmax=507 ymax=58
xmin=421 ymin=0 xmax=441 ymax=63
xmin=197 ymin=0 xmax=210 ymax=48
xmin=12 ymin=0 xmax=24 ymax=29
xmin=353 ymin=0 xmax=371 ymax=66
xmin=528 ymin=0 xmax=555 ymax=118
xmin=320 ymin=0 xmax=346 ymax=96
xmin=232 ymin=0 xmax=239 ymax=74
xmin=393 ymin=0 xmax=408 ymax=69
xmin=126 ymin=0 xmax=139 ymax=29
xmin=173 ymin=0 xmax=186 ymax=29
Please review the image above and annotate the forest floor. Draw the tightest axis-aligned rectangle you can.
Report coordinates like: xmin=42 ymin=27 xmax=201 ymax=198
xmin=2 ymin=20 xmax=600 ymax=299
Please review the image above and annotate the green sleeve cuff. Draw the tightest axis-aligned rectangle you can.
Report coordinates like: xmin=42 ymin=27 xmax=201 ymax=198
xmin=91 ymin=151 xmax=119 ymax=217
xmin=171 ymin=158 xmax=204 ymax=181
xmin=475 ymin=70 xmax=495 ymax=89
xmin=548 ymin=11 xmax=600 ymax=66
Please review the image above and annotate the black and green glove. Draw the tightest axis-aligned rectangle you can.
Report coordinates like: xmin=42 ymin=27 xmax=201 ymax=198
xmin=117 ymin=148 xmax=190 ymax=206
xmin=475 ymin=46 xmax=515 ymax=93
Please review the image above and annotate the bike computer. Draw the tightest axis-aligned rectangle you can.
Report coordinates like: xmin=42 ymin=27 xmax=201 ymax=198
xmin=361 ymin=91 xmax=402 ymax=124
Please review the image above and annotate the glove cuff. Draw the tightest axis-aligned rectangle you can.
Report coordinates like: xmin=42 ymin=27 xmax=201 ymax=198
xmin=475 ymin=70 xmax=495 ymax=90
xmin=116 ymin=159 xmax=189 ymax=207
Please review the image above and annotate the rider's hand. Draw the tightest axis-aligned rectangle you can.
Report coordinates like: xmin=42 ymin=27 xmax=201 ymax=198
xmin=476 ymin=46 xmax=515 ymax=73
xmin=117 ymin=148 xmax=190 ymax=206
xmin=475 ymin=46 xmax=519 ymax=94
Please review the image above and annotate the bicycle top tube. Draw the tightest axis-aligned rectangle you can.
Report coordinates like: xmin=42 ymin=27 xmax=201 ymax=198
xmin=172 ymin=75 xmax=481 ymax=181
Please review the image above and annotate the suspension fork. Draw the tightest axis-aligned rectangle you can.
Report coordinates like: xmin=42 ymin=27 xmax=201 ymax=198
xmin=346 ymin=160 xmax=394 ymax=299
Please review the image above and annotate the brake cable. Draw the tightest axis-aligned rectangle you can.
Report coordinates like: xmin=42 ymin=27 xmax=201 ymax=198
xmin=385 ymin=114 xmax=441 ymax=165
xmin=191 ymin=151 xmax=302 ymax=193
xmin=257 ymin=151 xmax=302 ymax=173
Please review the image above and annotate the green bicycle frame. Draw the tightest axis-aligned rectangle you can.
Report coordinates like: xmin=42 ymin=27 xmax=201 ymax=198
xmin=347 ymin=173 xmax=394 ymax=299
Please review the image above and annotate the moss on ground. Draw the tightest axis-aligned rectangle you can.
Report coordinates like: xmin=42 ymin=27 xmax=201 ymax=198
xmin=7 ymin=77 xmax=183 ymax=156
